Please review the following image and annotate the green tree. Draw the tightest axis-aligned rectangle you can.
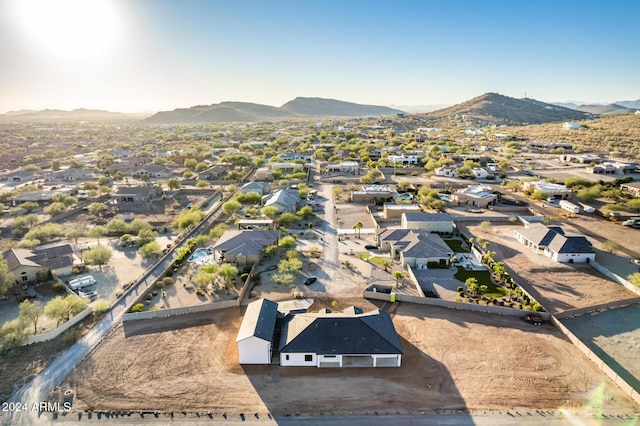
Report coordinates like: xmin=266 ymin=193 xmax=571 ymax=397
xmin=65 ymin=228 xmax=85 ymax=245
xmin=218 ymin=264 xmax=238 ymax=290
xmin=237 ymin=191 xmax=262 ymax=205
xmin=195 ymin=162 xmax=207 ymax=172
xmin=479 ymin=221 xmax=492 ymax=233
xmin=465 ymin=277 xmax=479 ymax=296
xmin=50 ymin=159 xmax=61 ymax=171
xmin=264 ymin=245 xmax=278 ymax=258
xmin=278 ymin=212 xmax=300 ymax=225
xmin=278 ymin=236 xmax=297 ymax=249
xmin=167 ymin=178 xmax=181 ymax=190
xmin=352 ymin=221 xmax=364 ymax=238
xmin=626 ymin=198 xmax=640 ymax=212
xmin=222 ymin=199 xmax=242 ymax=217
xmin=261 ymin=206 xmax=279 ymax=219
xmin=278 ymin=258 xmax=303 ymax=274
xmin=381 ymin=260 xmax=392 ymax=272
xmin=273 ymin=272 xmax=295 ymax=286
xmin=19 ymin=299 xmax=43 ymax=335
xmin=173 ymin=207 xmax=205 ymax=231
xmin=0 ymin=318 xmax=28 ymax=353
xmin=43 ymin=202 xmax=67 ymax=216
xmin=86 ymin=225 xmax=107 ymax=244
xmin=83 ymin=244 xmax=112 ymax=269
xmin=19 ymin=201 xmax=39 ymax=213
xmin=530 ymin=190 xmax=548 ymax=201
xmin=88 ymin=202 xmax=107 ymax=218
xmin=138 ymin=241 xmax=162 ymax=260
xmin=627 ymin=272 xmax=640 ymax=288
xmin=0 ymin=258 xmax=15 ymax=297
xmin=297 ymin=206 xmax=314 ymax=219
xmin=193 ymin=270 xmax=216 ymax=290
xmin=393 ymin=270 xmax=409 ymax=287
xmin=184 ymin=158 xmax=197 ymax=169
xmin=45 ymin=295 xmax=86 ymax=326
xmin=332 ymin=186 xmax=344 ymax=199
xmin=209 ymin=223 xmax=230 ymax=239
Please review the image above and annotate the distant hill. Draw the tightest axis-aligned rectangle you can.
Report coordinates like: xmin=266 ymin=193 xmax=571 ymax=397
xmin=280 ymin=97 xmax=404 ymax=117
xmin=0 ymin=108 xmax=131 ymax=121
xmin=614 ymin=99 xmax=640 ymax=110
xmin=147 ymin=97 xmax=404 ymax=123
xmin=575 ymin=103 xmax=635 ymax=115
xmin=427 ymin=93 xmax=591 ymax=125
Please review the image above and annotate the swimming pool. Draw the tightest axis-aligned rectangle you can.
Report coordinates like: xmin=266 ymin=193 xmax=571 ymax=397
xmin=187 ymin=248 xmax=214 ymax=265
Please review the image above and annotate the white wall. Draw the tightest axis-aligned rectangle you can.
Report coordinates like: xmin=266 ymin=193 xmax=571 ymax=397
xmin=280 ymin=352 xmax=317 ymax=367
xmin=238 ymin=337 xmax=271 ymax=364
xmin=550 ymin=251 xmax=596 ymax=263
xmin=403 ymin=221 xmax=454 ymax=234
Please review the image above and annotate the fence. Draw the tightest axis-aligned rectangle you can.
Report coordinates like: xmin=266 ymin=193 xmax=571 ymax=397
xmin=23 ymin=307 xmax=93 ymax=345
xmin=405 ymin=265 xmax=426 ymax=298
xmin=589 ymin=260 xmax=640 ymax=296
xmin=122 ymin=299 xmax=238 ymax=322
xmin=550 ymin=315 xmax=640 ymax=405
xmin=554 ymin=297 xmax=640 ymax=320
xmin=237 ymin=263 xmax=257 ymax=304
xmin=363 ymin=290 xmax=551 ymax=321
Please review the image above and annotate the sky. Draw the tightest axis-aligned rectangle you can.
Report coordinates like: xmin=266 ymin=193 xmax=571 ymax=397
xmin=0 ymin=0 xmax=639 ymax=113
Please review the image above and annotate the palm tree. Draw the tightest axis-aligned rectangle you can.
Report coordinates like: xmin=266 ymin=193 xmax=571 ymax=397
xmin=352 ymin=221 xmax=363 ymax=238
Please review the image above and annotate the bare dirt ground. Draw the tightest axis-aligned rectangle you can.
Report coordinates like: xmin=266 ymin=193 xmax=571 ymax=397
xmin=60 ymin=298 xmax=639 ymax=417
xmin=464 ymin=224 xmax=638 ymax=314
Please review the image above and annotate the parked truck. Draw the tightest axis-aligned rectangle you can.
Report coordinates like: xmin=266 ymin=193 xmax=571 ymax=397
xmin=579 ymin=203 xmax=595 ymax=213
xmin=559 ymin=199 xmax=580 ymax=214
xmin=622 ymin=217 xmax=640 ymax=228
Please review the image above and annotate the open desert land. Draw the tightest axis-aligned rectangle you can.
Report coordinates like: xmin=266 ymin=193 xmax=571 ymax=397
xmin=59 ymin=298 xmax=639 ymax=418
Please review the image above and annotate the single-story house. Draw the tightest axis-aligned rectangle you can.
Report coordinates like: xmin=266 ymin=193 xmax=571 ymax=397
xmin=525 ymin=181 xmax=571 ymax=199
xmin=269 ymin=162 xmax=302 ymax=174
xmin=327 ymin=161 xmax=359 ymax=175
xmin=377 ymin=229 xmax=453 ymax=268
xmin=211 ymin=230 xmax=279 ymax=267
xmin=254 ymin=167 xmax=274 ymax=181
xmin=261 ymin=188 xmax=301 ymax=213
xmin=236 ymin=299 xmax=279 ymax=364
xmin=237 ymin=299 xmax=402 ymax=368
xmin=401 ymin=212 xmax=454 ymax=234
xmin=452 ymin=185 xmax=497 ymax=208
xmin=113 ymin=186 xmax=163 ymax=203
xmin=131 ymin=165 xmax=173 ymax=179
xmin=382 ymin=203 xmax=421 ymax=219
xmin=49 ymin=168 xmax=95 ymax=181
xmin=621 ymin=181 xmax=640 ymax=197
xmin=434 ymin=166 xmax=458 ymax=178
xmin=3 ymin=243 xmax=76 ymax=284
xmin=240 ymin=181 xmax=271 ymax=195
xmin=351 ymin=185 xmax=397 ymax=203
xmin=278 ymin=307 xmax=402 ymax=368
xmin=514 ymin=224 xmax=595 ymax=263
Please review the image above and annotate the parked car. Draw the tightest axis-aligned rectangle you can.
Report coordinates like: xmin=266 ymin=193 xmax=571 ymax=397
xmin=303 ymin=276 xmax=318 ymax=286
xmin=364 ymin=244 xmax=378 ymax=250
xmin=524 ymin=314 xmax=544 ymax=326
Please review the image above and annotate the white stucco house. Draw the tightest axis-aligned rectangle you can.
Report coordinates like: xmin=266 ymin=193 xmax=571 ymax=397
xmin=236 ymin=299 xmax=279 ymax=364
xmin=563 ymin=122 xmax=581 ymax=130
xmin=237 ymin=299 xmax=403 ymax=368
xmin=401 ymin=212 xmax=454 ymax=234
xmin=514 ymin=223 xmax=595 ymax=263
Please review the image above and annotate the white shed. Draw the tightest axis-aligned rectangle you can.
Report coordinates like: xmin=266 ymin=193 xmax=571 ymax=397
xmin=236 ymin=299 xmax=279 ymax=364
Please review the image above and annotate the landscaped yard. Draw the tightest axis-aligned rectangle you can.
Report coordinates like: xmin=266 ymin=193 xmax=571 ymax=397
xmin=356 ymin=253 xmax=389 ymax=266
xmin=454 ymin=268 xmax=506 ymax=298
xmin=445 ymin=239 xmax=470 ymax=253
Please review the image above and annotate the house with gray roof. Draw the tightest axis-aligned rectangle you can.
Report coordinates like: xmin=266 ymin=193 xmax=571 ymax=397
xmin=514 ymin=224 xmax=594 ymax=263
xmin=401 ymin=212 xmax=454 ymax=234
xmin=261 ymin=188 xmax=301 ymax=213
xmin=236 ymin=299 xmax=279 ymax=364
xmin=211 ymin=230 xmax=279 ymax=267
xmin=113 ymin=186 xmax=163 ymax=203
xmin=278 ymin=306 xmax=402 ymax=367
xmin=377 ymin=229 xmax=452 ymax=268
xmin=237 ymin=299 xmax=402 ymax=367
xmin=3 ymin=243 xmax=76 ymax=285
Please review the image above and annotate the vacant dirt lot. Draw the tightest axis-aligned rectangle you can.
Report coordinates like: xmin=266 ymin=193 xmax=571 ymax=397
xmin=60 ymin=298 xmax=639 ymax=417
xmin=464 ymin=224 xmax=637 ymax=314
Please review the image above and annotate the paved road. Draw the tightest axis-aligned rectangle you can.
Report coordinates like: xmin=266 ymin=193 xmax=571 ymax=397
xmin=3 ymin=194 xmax=226 ymax=426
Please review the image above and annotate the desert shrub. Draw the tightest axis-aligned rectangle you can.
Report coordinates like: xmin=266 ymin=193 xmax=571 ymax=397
xmin=146 ymin=294 xmax=152 ymax=300
xmin=250 ymin=290 xmax=258 ymax=299
xmin=241 ymin=273 xmax=249 ymax=281
xmin=131 ymin=303 xmax=144 ymax=313
xmin=161 ymin=277 xmax=174 ymax=286
xmin=152 ymin=291 xmax=158 ymax=297
xmin=456 ymin=286 xmax=463 ymax=293
xmin=165 ymin=269 xmax=174 ymax=278
xmin=62 ymin=327 xmax=82 ymax=346
xmin=93 ymin=299 xmax=111 ymax=314
xmin=454 ymin=297 xmax=463 ymax=302
xmin=252 ymin=274 xmax=261 ymax=285
xmin=161 ymin=291 xmax=166 ymax=297
xmin=242 ymin=266 xmax=252 ymax=274
xmin=145 ymin=300 xmax=150 ymax=305
xmin=523 ymin=305 xmax=533 ymax=311
xmin=52 ymin=282 xmax=66 ymax=294
xmin=149 ymin=307 xmax=158 ymax=312
xmin=196 ymin=288 xmax=205 ymax=297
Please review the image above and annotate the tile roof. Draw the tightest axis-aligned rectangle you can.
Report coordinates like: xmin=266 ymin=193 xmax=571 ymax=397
xmin=211 ymin=230 xmax=279 ymax=257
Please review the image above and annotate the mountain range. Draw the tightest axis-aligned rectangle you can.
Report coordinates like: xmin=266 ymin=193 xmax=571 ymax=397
xmin=0 ymin=108 xmax=133 ymax=121
xmin=426 ymin=93 xmax=591 ymax=125
xmin=575 ymin=103 xmax=637 ymax=115
xmin=145 ymin=97 xmax=405 ymax=123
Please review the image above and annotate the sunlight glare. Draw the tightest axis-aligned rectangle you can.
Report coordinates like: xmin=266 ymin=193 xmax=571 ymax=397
xmin=11 ymin=0 xmax=123 ymax=62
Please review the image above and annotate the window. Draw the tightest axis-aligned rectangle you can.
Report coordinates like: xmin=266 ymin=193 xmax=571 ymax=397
xmin=21 ymin=276 xmax=28 ymax=282
xmin=285 ymin=355 xmax=289 ymax=361
xmin=304 ymin=354 xmax=313 ymax=362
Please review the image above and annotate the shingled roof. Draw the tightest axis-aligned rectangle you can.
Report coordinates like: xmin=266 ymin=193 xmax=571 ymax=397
xmin=236 ymin=299 xmax=279 ymax=343
xmin=279 ymin=308 xmax=402 ymax=355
